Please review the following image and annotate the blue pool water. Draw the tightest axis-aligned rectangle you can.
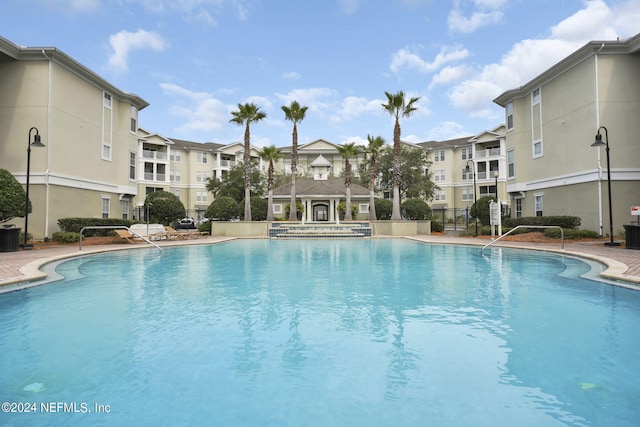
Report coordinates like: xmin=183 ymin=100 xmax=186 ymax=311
xmin=1 ymin=239 xmax=639 ymax=426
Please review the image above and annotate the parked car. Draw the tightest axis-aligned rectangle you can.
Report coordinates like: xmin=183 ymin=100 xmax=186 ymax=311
xmin=175 ymin=217 xmax=197 ymax=230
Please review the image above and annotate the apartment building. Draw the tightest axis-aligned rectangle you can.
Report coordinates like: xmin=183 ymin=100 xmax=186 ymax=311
xmin=0 ymin=36 xmax=148 ymax=239
xmin=494 ymin=33 xmax=640 ymax=234
xmin=419 ymin=125 xmax=507 ymax=222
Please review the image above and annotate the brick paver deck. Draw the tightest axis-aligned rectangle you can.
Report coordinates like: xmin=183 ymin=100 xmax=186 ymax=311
xmin=0 ymin=235 xmax=638 ymax=289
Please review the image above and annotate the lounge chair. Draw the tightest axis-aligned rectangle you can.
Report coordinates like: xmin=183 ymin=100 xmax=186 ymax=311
xmin=113 ymin=229 xmax=143 ymax=244
xmin=164 ymin=226 xmax=188 ymax=240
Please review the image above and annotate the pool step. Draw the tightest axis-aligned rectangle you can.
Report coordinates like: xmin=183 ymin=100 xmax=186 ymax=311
xmin=269 ymin=222 xmax=371 ymax=239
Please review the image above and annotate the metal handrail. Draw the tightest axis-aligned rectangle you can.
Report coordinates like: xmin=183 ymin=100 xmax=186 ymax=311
xmin=79 ymin=226 xmax=161 ymax=253
xmin=481 ymin=225 xmax=564 ymax=254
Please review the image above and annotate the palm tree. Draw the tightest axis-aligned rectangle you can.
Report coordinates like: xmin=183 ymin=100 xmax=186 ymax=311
xmin=281 ymin=101 xmax=309 ymax=221
xmin=257 ymin=145 xmax=282 ymax=221
xmin=230 ymin=103 xmax=267 ymax=221
xmin=336 ymin=142 xmax=360 ymax=221
xmin=365 ymin=134 xmax=385 ymax=220
xmin=381 ymin=91 xmax=419 ymax=220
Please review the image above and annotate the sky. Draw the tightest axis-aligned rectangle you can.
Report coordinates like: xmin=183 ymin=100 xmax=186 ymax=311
xmin=1 ymin=0 xmax=639 ymax=148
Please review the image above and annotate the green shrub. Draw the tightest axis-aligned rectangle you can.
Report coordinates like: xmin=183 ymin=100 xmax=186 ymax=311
xmin=401 ymin=198 xmax=431 ymax=220
xmin=503 ymin=216 xmax=581 ymax=229
xmin=544 ymin=228 xmax=600 ymax=239
xmin=145 ymin=190 xmax=186 ymax=225
xmin=0 ymin=168 xmax=30 ymax=223
xmin=284 ymin=202 xmax=304 ymax=220
xmin=58 ymin=218 xmax=139 ymax=236
xmin=206 ymin=196 xmax=240 ymax=221
xmin=199 ymin=221 xmax=211 ymax=233
xmin=470 ymin=196 xmax=497 ymax=226
xmin=431 ymin=220 xmax=444 ymax=232
xmin=52 ymin=231 xmax=81 ymax=243
xmin=337 ymin=201 xmax=358 ymax=219
xmin=375 ymin=199 xmax=393 ymax=220
xmin=249 ymin=196 xmax=267 ymax=221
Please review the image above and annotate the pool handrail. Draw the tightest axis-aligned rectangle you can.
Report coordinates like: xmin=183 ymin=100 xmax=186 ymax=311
xmin=79 ymin=225 xmax=162 ymax=253
xmin=481 ymin=225 xmax=564 ymax=254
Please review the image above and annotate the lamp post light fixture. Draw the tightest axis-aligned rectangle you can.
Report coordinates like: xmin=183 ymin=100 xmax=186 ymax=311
xmin=591 ymin=126 xmax=620 ymax=247
xmin=22 ymin=127 xmax=46 ymax=250
xmin=465 ymin=159 xmax=478 ymax=236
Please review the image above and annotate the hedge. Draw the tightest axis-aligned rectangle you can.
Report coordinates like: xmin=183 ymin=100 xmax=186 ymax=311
xmin=503 ymin=215 xmax=581 ymax=229
xmin=58 ymin=218 xmax=140 ymax=236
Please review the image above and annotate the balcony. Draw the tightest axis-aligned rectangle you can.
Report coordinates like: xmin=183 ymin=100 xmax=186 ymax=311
xmin=214 ymin=159 xmax=236 ymax=168
xmin=143 ymin=149 xmax=168 ymax=160
xmin=475 ymin=147 xmax=500 ymax=158
xmin=144 ymin=173 xmax=166 ymax=181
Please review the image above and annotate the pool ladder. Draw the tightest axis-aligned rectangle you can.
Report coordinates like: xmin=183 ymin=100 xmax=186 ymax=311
xmin=481 ymin=225 xmax=564 ymax=254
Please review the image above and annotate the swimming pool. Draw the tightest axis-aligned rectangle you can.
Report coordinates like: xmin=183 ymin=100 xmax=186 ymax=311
xmin=1 ymin=239 xmax=639 ymax=426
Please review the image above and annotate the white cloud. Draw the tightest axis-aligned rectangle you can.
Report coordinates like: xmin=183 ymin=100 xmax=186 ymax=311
xmin=429 ymin=64 xmax=473 ymax=88
xmin=337 ymin=96 xmax=383 ymax=120
xmin=160 ymin=83 xmax=229 ymax=133
xmin=390 ymin=45 xmax=470 ymax=75
xmin=108 ymin=29 xmax=169 ymax=72
xmin=446 ymin=0 xmax=638 ymax=118
xmin=447 ymin=0 xmax=507 ymax=34
xmin=275 ymin=88 xmax=338 ymax=114
xmin=426 ymin=121 xmax=471 ymax=141
xmin=70 ymin=0 xmax=100 ymax=13
xmin=282 ymin=71 xmax=301 ymax=80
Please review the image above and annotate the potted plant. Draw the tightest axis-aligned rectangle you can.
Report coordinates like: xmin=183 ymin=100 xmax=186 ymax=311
xmin=0 ymin=168 xmax=29 ymax=251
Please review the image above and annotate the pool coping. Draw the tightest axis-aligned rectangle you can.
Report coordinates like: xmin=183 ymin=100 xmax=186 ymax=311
xmin=1 ymin=235 xmax=639 ymax=290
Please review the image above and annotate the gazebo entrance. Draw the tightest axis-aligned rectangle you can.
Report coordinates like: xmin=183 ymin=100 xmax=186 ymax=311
xmin=313 ymin=204 xmax=328 ymax=221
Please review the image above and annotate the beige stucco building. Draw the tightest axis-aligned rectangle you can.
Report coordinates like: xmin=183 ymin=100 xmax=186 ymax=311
xmin=494 ymin=33 xmax=640 ymax=235
xmin=0 ymin=36 xmax=148 ymax=239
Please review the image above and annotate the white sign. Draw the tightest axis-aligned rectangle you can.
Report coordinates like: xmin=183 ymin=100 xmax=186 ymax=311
xmin=632 ymin=206 xmax=640 ymax=216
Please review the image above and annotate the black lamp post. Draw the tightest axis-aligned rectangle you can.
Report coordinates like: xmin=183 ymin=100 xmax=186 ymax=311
xmin=591 ymin=126 xmax=620 ymax=247
xmin=22 ymin=127 xmax=46 ymax=249
xmin=465 ymin=160 xmax=477 ymax=236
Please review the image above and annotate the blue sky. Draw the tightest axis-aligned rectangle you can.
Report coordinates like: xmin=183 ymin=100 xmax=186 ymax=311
xmin=2 ymin=0 xmax=639 ymax=147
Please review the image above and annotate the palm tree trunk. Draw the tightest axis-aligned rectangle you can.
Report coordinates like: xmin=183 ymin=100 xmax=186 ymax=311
xmin=345 ymin=186 xmax=353 ymax=221
xmin=289 ymin=122 xmax=298 ymax=221
xmin=391 ymin=119 xmax=402 ymax=220
xmin=369 ymin=159 xmax=377 ymax=220
xmin=266 ymin=188 xmax=274 ymax=221
xmin=244 ymin=123 xmax=252 ymax=221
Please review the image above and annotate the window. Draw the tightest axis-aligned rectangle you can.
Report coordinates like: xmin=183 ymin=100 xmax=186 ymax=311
xmin=531 ymin=88 xmax=543 ymax=158
xmin=172 ymin=189 xmax=181 ymax=198
xmin=461 ymin=147 xmax=472 ymax=160
xmin=462 ymin=187 xmax=474 ymax=201
xmin=359 ymin=204 xmax=369 ymax=214
xmin=197 ymin=152 xmax=208 ymax=164
xmin=102 ymin=94 xmax=112 ymax=161
xmin=434 ymin=169 xmax=445 ymax=182
xmin=535 ymin=194 xmax=543 ymax=217
xmin=507 ymin=149 xmax=515 ymax=178
xmin=196 ymin=171 xmax=208 ymax=183
xmin=434 ymin=150 xmax=445 ymax=162
xmin=506 ymin=102 xmax=513 ymax=130
xmin=273 ymin=204 xmax=283 ymax=214
xmin=515 ymin=198 xmax=522 ymax=218
xmin=196 ymin=191 xmax=207 ymax=203
xmin=462 ymin=167 xmax=473 ymax=181
xmin=103 ymin=92 xmax=112 ymax=108
xmin=121 ymin=199 xmax=130 ymax=220
xmin=434 ymin=189 xmax=446 ymax=201
xmin=102 ymin=197 xmax=110 ymax=219
xmin=170 ymin=151 xmax=182 ymax=162
xmin=129 ymin=152 xmax=136 ymax=180
xmin=171 ymin=170 xmax=181 ymax=182
xmin=130 ymin=105 xmax=138 ymax=133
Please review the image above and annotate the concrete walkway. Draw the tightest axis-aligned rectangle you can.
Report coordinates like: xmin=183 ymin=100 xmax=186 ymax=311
xmin=0 ymin=235 xmax=638 ymax=289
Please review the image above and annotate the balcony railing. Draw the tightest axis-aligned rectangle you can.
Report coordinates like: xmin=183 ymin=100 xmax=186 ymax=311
xmin=213 ymin=159 xmax=236 ymax=168
xmin=476 ymin=147 xmax=501 ymax=158
xmin=143 ymin=150 xmax=168 ymax=160
xmin=144 ymin=173 xmax=166 ymax=181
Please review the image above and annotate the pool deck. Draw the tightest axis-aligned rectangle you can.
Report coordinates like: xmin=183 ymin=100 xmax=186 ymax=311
xmin=0 ymin=234 xmax=639 ymax=288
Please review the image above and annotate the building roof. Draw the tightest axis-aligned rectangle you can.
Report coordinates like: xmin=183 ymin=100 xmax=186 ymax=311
xmin=417 ymin=136 xmax=473 ymax=150
xmin=0 ymin=36 xmax=149 ymax=111
xmin=493 ymin=32 xmax=640 ymax=106
xmin=170 ymin=138 xmax=225 ymax=152
xmin=273 ymin=177 xmax=370 ymax=198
